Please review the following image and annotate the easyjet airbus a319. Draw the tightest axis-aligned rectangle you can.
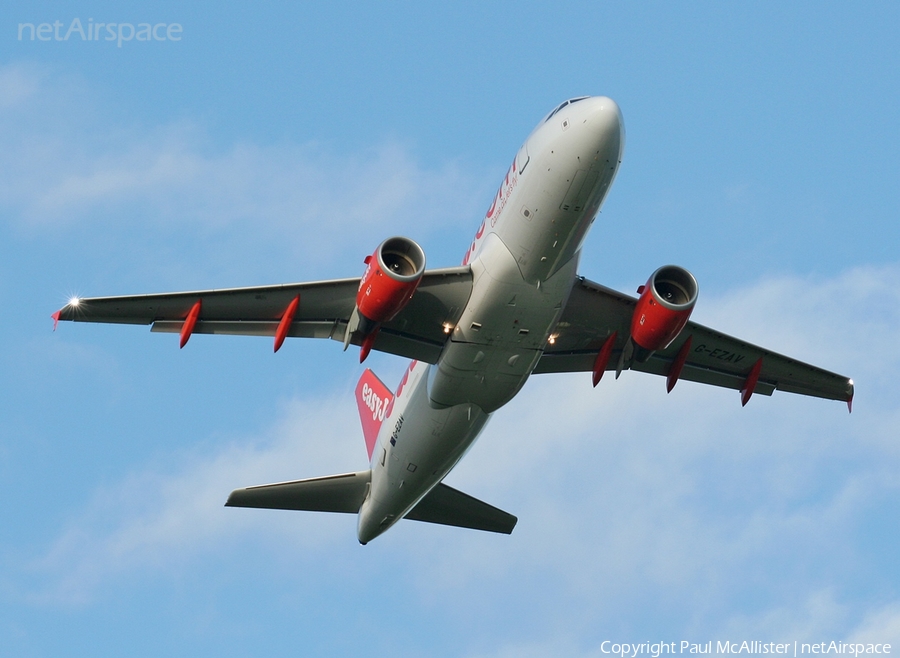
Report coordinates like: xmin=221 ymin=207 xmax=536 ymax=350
xmin=55 ymin=97 xmax=853 ymax=544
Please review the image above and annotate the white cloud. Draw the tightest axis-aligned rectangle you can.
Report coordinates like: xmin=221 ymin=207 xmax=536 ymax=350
xmin=711 ymin=594 xmax=900 ymax=646
xmin=848 ymin=604 xmax=900 ymax=646
xmin=713 ymin=589 xmax=849 ymax=642
xmin=411 ymin=264 xmax=900 ymax=639
xmin=0 ymin=64 xmax=488 ymax=273
xmin=0 ymin=63 xmax=40 ymax=108
xmin=466 ymin=638 xmax=588 ymax=658
xmin=692 ymin=268 xmax=883 ymax=368
xmin=22 ymin=395 xmax=365 ymax=605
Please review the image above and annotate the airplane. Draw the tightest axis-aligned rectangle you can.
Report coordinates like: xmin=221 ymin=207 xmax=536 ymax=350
xmin=53 ymin=96 xmax=854 ymax=545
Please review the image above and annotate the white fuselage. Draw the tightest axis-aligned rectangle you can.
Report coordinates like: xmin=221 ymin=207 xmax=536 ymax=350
xmin=357 ymin=97 xmax=624 ymax=543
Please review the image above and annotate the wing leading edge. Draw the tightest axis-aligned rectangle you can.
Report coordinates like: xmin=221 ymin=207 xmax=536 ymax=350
xmin=55 ymin=266 xmax=473 ymax=364
xmin=536 ymin=276 xmax=854 ymax=406
xmin=55 ymin=268 xmax=852 ymax=404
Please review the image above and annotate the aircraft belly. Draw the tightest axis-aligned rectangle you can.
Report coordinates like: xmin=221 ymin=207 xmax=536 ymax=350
xmin=427 ymin=344 xmax=541 ymax=411
xmin=428 ymin=234 xmax=577 ymax=411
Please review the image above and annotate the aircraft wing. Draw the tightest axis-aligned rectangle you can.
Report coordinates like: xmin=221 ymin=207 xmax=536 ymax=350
xmin=54 ymin=266 xmax=473 ymax=363
xmin=535 ymin=276 xmax=854 ymax=407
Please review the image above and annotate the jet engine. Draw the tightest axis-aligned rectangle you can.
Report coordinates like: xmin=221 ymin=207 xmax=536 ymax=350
xmin=356 ymin=236 xmax=426 ymax=326
xmin=630 ymin=265 xmax=698 ymax=363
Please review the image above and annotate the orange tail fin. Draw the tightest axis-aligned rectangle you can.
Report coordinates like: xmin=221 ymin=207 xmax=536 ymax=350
xmin=355 ymin=369 xmax=394 ymax=460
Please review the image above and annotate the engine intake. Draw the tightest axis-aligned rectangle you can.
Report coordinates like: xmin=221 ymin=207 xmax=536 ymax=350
xmin=356 ymin=237 xmax=426 ymax=325
xmin=630 ymin=265 xmax=698 ymax=362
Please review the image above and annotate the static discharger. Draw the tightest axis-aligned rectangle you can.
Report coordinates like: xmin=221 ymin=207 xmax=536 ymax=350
xmin=740 ymin=357 xmax=763 ymax=406
xmin=179 ymin=300 xmax=202 ymax=348
xmin=591 ymin=331 xmax=617 ymax=387
xmin=666 ymin=336 xmax=693 ymax=393
xmin=274 ymin=295 xmax=300 ymax=353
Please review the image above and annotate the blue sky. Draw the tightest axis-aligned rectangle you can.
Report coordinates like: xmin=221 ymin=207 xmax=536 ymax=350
xmin=2 ymin=2 xmax=899 ymax=656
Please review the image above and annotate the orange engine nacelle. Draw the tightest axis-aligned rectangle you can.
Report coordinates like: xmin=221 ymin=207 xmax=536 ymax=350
xmin=357 ymin=237 xmax=426 ymax=324
xmin=630 ymin=265 xmax=698 ymax=362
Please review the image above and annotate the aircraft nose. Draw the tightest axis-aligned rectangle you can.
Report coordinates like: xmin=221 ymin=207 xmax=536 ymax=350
xmin=581 ymin=96 xmax=625 ymax=155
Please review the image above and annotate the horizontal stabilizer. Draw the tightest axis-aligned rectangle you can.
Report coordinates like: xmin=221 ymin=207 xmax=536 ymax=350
xmin=225 ymin=471 xmax=371 ymax=513
xmin=404 ymin=483 xmax=517 ymax=534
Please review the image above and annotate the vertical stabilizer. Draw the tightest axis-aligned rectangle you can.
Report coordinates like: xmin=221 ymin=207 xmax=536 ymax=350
xmin=355 ymin=369 xmax=394 ymax=459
